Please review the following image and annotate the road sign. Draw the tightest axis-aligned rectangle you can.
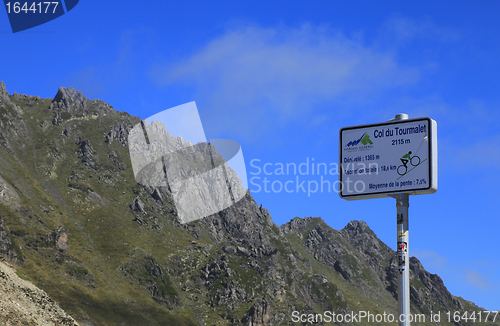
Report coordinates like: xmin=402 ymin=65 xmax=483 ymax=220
xmin=339 ymin=117 xmax=437 ymax=200
xmin=339 ymin=114 xmax=437 ymax=326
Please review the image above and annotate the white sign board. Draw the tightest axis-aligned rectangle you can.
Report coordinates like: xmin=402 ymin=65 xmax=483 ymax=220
xmin=339 ymin=117 xmax=437 ymax=200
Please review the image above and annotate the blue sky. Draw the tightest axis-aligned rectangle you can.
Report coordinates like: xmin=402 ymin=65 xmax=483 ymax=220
xmin=1 ymin=0 xmax=500 ymax=311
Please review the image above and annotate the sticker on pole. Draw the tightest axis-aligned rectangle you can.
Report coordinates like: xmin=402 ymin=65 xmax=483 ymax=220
xmin=339 ymin=117 xmax=437 ymax=200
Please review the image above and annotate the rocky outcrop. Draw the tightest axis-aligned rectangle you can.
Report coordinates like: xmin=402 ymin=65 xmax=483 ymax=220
xmin=0 ymin=82 xmax=28 ymax=152
xmin=0 ymin=81 xmax=7 ymax=97
xmin=0 ymin=174 xmax=20 ymax=209
xmin=50 ymin=86 xmax=124 ymax=126
xmin=106 ymin=122 xmax=133 ymax=147
xmin=49 ymin=226 xmax=68 ymax=251
xmin=52 ymin=87 xmax=88 ymax=112
xmin=243 ymin=299 xmax=273 ymax=326
xmin=119 ymin=250 xmax=179 ymax=309
xmin=76 ymin=137 xmax=95 ymax=167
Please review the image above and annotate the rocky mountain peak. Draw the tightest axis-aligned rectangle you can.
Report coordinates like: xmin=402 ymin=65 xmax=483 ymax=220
xmin=340 ymin=220 xmax=381 ymax=247
xmin=0 ymin=81 xmax=7 ymax=97
xmin=52 ymin=87 xmax=88 ymax=112
xmin=0 ymin=81 xmax=13 ymax=108
xmin=49 ymin=86 xmax=122 ymax=126
xmin=279 ymin=216 xmax=323 ymax=235
xmin=341 ymin=220 xmax=371 ymax=236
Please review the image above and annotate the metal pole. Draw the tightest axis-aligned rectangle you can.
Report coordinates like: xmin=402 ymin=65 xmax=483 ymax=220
xmin=396 ymin=193 xmax=410 ymax=325
xmin=390 ymin=113 xmax=410 ymax=325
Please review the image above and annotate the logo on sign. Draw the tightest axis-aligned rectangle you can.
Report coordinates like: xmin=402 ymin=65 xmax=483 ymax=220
xmin=344 ymin=132 xmax=374 ymax=152
xmin=346 ymin=132 xmax=373 ymax=147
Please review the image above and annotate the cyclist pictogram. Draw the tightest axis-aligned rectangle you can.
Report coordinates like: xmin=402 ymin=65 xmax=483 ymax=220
xmin=397 ymin=151 xmax=420 ymax=176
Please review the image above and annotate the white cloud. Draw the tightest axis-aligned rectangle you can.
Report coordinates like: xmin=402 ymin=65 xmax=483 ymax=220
xmin=452 ymin=135 xmax=500 ymax=169
xmin=465 ymin=270 xmax=490 ymax=290
xmin=379 ymin=15 xmax=461 ymax=44
xmin=426 ymin=99 xmax=500 ymax=170
xmin=413 ymin=249 xmax=447 ymax=270
xmin=151 ymin=24 xmax=420 ymax=140
xmin=414 ymin=248 xmax=497 ymax=298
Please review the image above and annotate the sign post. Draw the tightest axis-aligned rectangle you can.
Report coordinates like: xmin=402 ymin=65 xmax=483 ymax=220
xmin=396 ymin=193 xmax=410 ymax=325
xmin=339 ymin=113 xmax=437 ymax=326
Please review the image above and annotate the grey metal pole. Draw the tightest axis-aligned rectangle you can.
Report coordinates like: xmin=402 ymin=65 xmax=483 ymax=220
xmin=390 ymin=113 xmax=410 ymax=325
xmin=396 ymin=193 xmax=410 ymax=325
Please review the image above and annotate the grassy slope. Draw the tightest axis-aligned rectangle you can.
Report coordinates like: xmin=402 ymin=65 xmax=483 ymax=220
xmin=1 ymin=95 xmax=200 ymax=325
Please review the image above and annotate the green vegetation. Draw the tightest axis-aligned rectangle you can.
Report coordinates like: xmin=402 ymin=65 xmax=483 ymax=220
xmin=16 ymin=270 xmax=34 ymax=282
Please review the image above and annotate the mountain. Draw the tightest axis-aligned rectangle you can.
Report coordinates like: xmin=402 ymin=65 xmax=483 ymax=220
xmin=0 ymin=81 xmax=496 ymax=325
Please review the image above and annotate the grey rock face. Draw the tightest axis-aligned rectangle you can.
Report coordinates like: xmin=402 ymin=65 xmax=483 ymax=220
xmin=130 ymin=119 xmax=247 ymax=224
xmin=76 ymin=137 xmax=95 ymax=167
xmin=49 ymin=86 xmax=119 ymax=126
xmin=0 ymin=81 xmax=28 ymax=151
xmin=52 ymin=87 xmax=88 ymax=112
xmin=0 ymin=174 xmax=20 ymax=208
xmin=0 ymin=81 xmax=7 ymax=97
xmin=106 ymin=122 xmax=133 ymax=147
xmin=42 ymin=226 xmax=69 ymax=251
xmin=130 ymin=197 xmax=146 ymax=213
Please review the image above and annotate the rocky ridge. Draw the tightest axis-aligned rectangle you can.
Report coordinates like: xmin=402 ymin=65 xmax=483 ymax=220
xmin=0 ymin=81 xmax=496 ymax=326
